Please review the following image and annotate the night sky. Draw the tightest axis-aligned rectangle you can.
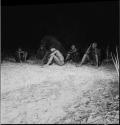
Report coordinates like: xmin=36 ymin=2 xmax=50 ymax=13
xmin=1 ymin=0 xmax=119 ymax=54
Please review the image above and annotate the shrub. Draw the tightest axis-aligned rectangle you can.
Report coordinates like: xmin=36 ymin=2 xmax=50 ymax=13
xmin=111 ymin=47 xmax=119 ymax=78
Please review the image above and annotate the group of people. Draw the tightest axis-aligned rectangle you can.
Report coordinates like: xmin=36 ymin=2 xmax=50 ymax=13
xmin=42 ymin=42 xmax=101 ymax=67
xmin=15 ymin=42 xmax=101 ymax=67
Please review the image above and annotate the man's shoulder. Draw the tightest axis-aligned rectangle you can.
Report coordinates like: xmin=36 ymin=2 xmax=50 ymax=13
xmin=55 ymin=50 xmax=60 ymax=53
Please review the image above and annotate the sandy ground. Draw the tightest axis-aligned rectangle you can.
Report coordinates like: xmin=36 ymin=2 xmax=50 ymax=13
xmin=1 ymin=62 xmax=118 ymax=124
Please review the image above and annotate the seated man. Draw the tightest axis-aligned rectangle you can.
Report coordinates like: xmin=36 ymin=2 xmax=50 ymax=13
xmin=46 ymin=48 xmax=64 ymax=66
xmin=80 ymin=42 xmax=101 ymax=67
xmin=89 ymin=42 xmax=100 ymax=66
xmin=66 ymin=44 xmax=78 ymax=62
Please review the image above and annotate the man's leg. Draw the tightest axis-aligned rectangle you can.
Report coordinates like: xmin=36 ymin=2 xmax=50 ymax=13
xmin=95 ymin=54 xmax=99 ymax=67
xmin=24 ymin=52 xmax=28 ymax=62
xmin=18 ymin=53 xmax=22 ymax=63
xmin=65 ymin=53 xmax=70 ymax=62
xmin=53 ymin=56 xmax=64 ymax=66
xmin=80 ymin=54 xmax=89 ymax=65
xmin=46 ymin=54 xmax=54 ymax=65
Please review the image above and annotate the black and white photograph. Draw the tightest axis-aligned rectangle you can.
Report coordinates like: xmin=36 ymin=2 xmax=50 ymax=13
xmin=1 ymin=0 xmax=119 ymax=124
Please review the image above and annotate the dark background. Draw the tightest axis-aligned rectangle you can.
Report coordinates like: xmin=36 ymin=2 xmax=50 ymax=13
xmin=1 ymin=0 xmax=119 ymax=55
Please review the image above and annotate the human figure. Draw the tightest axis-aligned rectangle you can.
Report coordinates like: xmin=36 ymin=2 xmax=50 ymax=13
xmin=66 ymin=45 xmax=78 ymax=62
xmin=80 ymin=42 xmax=101 ymax=67
xmin=90 ymin=42 xmax=100 ymax=66
xmin=16 ymin=48 xmax=28 ymax=62
xmin=36 ymin=45 xmax=46 ymax=59
xmin=46 ymin=48 xmax=64 ymax=66
xmin=16 ymin=48 xmax=24 ymax=62
xmin=23 ymin=51 xmax=28 ymax=62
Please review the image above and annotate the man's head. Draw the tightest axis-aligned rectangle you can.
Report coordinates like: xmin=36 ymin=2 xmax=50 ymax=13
xmin=92 ymin=42 xmax=97 ymax=49
xmin=50 ymin=48 xmax=56 ymax=52
xmin=18 ymin=48 xmax=22 ymax=51
xmin=71 ymin=45 xmax=76 ymax=50
xmin=40 ymin=46 xmax=44 ymax=50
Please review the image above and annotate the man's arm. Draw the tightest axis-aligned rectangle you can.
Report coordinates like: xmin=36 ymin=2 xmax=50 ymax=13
xmin=17 ymin=51 xmax=24 ymax=54
xmin=50 ymin=50 xmax=57 ymax=56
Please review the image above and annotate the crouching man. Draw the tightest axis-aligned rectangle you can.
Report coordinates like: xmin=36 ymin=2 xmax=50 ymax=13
xmin=65 ymin=44 xmax=79 ymax=63
xmin=46 ymin=48 xmax=64 ymax=66
xmin=16 ymin=48 xmax=28 ymax=63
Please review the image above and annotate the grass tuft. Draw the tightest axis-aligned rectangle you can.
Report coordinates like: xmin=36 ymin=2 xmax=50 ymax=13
xmin=111 ymin=47 xmax=119 ymax=78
